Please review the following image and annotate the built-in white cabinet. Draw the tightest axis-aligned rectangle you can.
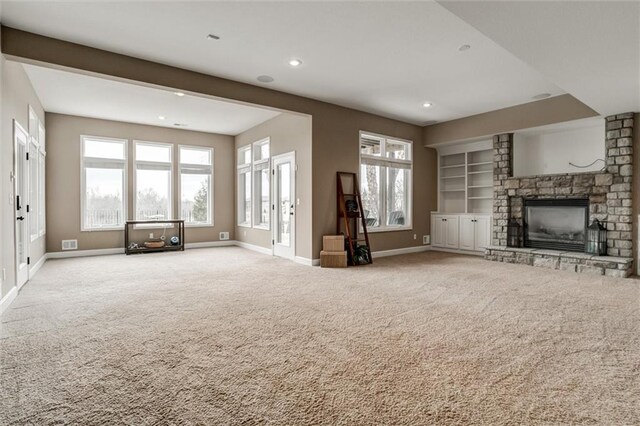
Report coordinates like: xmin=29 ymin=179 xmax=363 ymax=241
xmin=432 ymin=215 xmax=460 ymax=249
xmin=432 ymin=213 xmax=491 ymax=253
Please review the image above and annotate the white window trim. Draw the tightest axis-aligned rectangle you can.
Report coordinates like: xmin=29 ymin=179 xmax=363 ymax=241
xmin=38 ymin=123 xmax=46 ymax=237
xmin=252 ymin=137 xmax=270 ymax=230
xmin=237 ymin=144 xmax=252 ymax=228
xmin=80 ymin=135 xmax=128 ymax=232
xmin=133 ymin=140 xmax=174 ymax=228
xmin=358 ymin=131 xmax=413 ymax=233
xmin=178 ymin=145 xmax=214 ymax=228
xmin=28 ymin=137 xmax=39 ymax=242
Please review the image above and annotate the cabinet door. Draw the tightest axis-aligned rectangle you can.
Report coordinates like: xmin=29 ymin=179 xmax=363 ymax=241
xmin=445 ymin=216 xmax=459 ymax=249
xmin=432 ymin=215 xmax=445 ymax=247
xmin=474 ymin=216 xmax=491 ymax=251
xmin=459 ymin=216 xmax=475 ymax=251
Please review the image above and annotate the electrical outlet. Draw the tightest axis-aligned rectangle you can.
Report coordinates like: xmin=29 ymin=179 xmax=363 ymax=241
xmin=413 ymin=234 xmax=417 ymax=240
xmin=423 ymin=235 xmax=430 ymax=245
xmin=219 ymin=232 xmax=230 ymax=240
xmin=149 ymin=232 xmax=154 ymax=239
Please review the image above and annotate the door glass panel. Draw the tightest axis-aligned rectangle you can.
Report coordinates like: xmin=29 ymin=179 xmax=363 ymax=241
xmin=277 ymin=162 xmax=291 ymax=246
xmin=16 ymin=140 xmax=27 ymax=265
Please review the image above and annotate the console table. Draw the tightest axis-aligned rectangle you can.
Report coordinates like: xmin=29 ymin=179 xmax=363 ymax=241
xmin=125 ymin=219 xmax=185 ymax=255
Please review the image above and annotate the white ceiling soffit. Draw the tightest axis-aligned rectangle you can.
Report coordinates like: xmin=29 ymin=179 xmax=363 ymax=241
xmin=439 ymin=1 xmax=640 ymax=117
xmin=1 ymin=1 xmax=564 ymax=125
xmin=22 ymin=63 xmax=281 ymax=136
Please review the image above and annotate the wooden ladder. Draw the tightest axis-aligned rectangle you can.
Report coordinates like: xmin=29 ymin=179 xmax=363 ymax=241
xmin=337 ymin=172 xmax=372 ymax=266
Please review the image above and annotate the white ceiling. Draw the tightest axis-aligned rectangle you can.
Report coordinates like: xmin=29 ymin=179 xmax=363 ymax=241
xmin=22 ymin=63 xmax=282 ymax=136
xmin=439 ymin=1 xmax=640 ymax=117
xmin=1 ymin=1 xmax=566 ymax=125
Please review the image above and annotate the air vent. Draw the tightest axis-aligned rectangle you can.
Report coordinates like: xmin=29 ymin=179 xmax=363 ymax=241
xmin=219 ymin=232 xmax=230 ymax=241
xmin=62 ymin=239 xmax=78 ymax=251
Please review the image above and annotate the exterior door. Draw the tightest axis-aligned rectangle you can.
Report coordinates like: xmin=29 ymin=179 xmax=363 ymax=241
xmin=14 ymin=121 xmax=29 ymax=289
xmin=272 ymin=152 xmax=296 ymax=260
xmin=459 ymin=216 xmax=475 ymax=251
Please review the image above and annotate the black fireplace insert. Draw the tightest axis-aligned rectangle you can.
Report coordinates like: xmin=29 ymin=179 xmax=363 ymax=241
xmin=523 ymin=198 xmax=589 ymax=252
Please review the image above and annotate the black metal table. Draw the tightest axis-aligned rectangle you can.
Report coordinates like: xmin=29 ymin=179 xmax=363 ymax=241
xmin=125 ymin=219 xmax=185 ymax=255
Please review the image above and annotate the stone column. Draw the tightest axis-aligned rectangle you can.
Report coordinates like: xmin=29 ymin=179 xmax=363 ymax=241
xmin=492 ymin=133 xmax=513 ymax=246
xmin=605 ymin=113 xmax=634 ymax=257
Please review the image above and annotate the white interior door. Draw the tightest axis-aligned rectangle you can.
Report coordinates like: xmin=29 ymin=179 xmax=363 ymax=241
xmin=14 ymin=121 xmax=29 ymax=289
xmin=272 ymin=152 xmax=296 ymax=260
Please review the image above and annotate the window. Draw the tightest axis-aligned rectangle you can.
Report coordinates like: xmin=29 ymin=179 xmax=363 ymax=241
xmin=179 ymin=146 xmax=213 ymax=226
xmin=134 ymin=141 xmax=173 ymax=222
xmin=253 ymin=138 xmax=270 ymax=229
xmin=81 ymin=136 xmax=127 ymax=230
xmin=237 ymin=145 xmax=252 ymax=227
xmin=359 ymin=132 xmax=412 ymax=231
xmin=29 ymin=140 xmax=39 ymax=241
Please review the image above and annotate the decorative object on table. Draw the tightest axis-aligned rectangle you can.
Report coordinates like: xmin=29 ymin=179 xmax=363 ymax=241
xmin=586 ymin=219 xmax=607 ymax=256
xmin=144 ymin=240 xmax=165 ymax=249
xmin=345 ymin=199 xmax=359 ymax=214
xmin=507 ymin=219 xmax=522 ymax=248
xmin=128 ymin=242 xmax=140 ymax=251
xmin=170 ymin=236 xmax=180 ymax=246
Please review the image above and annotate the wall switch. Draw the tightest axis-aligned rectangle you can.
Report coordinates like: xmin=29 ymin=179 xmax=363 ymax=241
xmin=149 ymin=232 xmax=154 ymax=239
xmin=423 ymin=235 xmax=430 ymax=245
xmin=296 ymin=198 xmax=300 ymax=205
xmin=413 ymin=234 xmax=417 ymax=240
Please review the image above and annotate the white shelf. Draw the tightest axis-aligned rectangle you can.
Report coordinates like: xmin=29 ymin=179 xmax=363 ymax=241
xmin=468 ymin=185 xmax=492 ymax=189
xmin=468 ymin=161 xmax=493 ymax=167
xmin=441 ymin=175 xmax=465 ymax=179
xmin=468 ymin=170 xmax=492 ymax=175
xmin=468 ymin=196 xmax=492 ymax=200
xmin=441 ymin=189 xmax=465 ymax=193
xmin=440 ymin=164 xmax=465 ymax=169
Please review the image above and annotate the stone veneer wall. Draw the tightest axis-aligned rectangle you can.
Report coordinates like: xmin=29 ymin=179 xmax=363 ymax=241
xmin=491 ymin=113 xmax=635 ymax=258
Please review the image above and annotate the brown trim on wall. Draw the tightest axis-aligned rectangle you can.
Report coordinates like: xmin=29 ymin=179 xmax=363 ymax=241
xmin=423 ymin=94 xmax=599 ymax=146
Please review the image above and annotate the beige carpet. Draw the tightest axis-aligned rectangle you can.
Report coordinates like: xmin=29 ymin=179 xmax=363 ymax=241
xmin=0 ymin=248 xmax=638 ymax=425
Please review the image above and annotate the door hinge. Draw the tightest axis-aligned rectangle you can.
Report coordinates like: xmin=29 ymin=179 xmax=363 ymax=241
xmin=27 ymin=257 xmax=30 ymax=265
xmin=26 ymin=205 xmax=30 ymax=213
xmin=26 ymin=152 xmax=29 ymax=160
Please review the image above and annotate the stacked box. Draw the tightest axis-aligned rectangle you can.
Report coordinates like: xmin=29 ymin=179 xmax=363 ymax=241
xmin=321 ymin=235 xmax=347 ymax=268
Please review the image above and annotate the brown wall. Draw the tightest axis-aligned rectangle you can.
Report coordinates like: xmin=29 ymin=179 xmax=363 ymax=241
xmin=423 ymin=94 xmax=598 ymax=146
xmin=1 ymin=27 xmax=438 ymax=260
xmin=45 ymin=113 xmax=235 ymax=253
xmin=1 ymin=59 xmax=46 ymax=300
xmin=234 ymin=113 xmax=313 ymax=259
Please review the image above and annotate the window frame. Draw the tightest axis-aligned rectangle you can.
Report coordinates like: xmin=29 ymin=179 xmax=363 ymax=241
xmin=80 ymin=135 xmax=128 ymax=232
xmin=252 ymin=138 xmax=270 ymax=230
xmin=358 ymin=131 xmax=413 ymax=233
xmin=133 ymin=140 xmax=174 ymax=227
xmin=178 ymin=145 xmax=214 ymax=228
xmin=28 ymin=137 xmax=39 ymax=242
xmin=237 ymin=145 xmax=252 ymax=228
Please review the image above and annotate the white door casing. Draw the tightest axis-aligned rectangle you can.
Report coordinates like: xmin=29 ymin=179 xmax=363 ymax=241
xmin=14 ymin=120 xmax=29 ymax=289
xmin=272 ymin=152 xmax=296 ymax=260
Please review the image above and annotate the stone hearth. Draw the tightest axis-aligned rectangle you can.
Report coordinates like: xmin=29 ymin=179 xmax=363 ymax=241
xmin=486 ymin=113 xmax=635 ymax=277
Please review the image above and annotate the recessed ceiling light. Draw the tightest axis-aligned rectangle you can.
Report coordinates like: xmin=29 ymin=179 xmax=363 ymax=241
xmin=174 ymin=92 xmax=185 ymax=97
xmin=288 ymin=58 xmax=303 ymax=67
xmin=206 ymin=34 xmax=220 ymax=40
xmin=532 ymin=93 xmax=552 ymax=100
xmin=257 ymin=75 xmax=274 ymax=83
xmin=458 ymin=44 xmax=471 ymax=52
xmin=422 ymin=102 xmax=433 ymax=108
xmin=158 ymin=116 xmax=166 ymax=120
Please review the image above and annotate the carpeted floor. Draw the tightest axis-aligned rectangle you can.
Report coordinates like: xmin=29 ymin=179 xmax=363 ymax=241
xmin=0 ymin=248 xmax=638 ymax=425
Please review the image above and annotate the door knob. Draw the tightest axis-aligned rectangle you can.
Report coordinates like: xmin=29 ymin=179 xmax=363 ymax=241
xmin=16 ymin=216 xmax=24 ymax=221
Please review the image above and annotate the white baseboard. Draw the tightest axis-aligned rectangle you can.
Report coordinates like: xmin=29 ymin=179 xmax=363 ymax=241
xmin=235 ymin=241 xmax=272 ymax=255
xmin=185 ymin=240 xmax=235 ymax=249
xmin=29 ymin=254 xmax=47 ymax=279
xmin=429 ymin=247 xmax=484 ymax=257
xmin=48 ymin=248 xmax=125 ymax=259
xmin=294 ymin=256 xmax=320 ymax=266
xmin=371 ymin=245 xmax=431 ymax=259
xmin=0 ymin=286 xmax=18 ymax=316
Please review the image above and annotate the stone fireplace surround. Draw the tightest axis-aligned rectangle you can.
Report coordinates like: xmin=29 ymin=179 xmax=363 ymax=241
xmin=485 ymin=113 xmax=635 ymax=277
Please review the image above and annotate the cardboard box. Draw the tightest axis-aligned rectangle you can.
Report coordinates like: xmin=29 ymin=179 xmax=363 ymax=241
xmin=320 ymin=250 xmax=347 ymax=268
xmin=323 ymin=235 xmax=345 ymax=252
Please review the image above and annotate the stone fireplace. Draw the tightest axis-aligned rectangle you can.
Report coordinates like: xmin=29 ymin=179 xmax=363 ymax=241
xmin=485 ymin=113 xmax=635 ymax=277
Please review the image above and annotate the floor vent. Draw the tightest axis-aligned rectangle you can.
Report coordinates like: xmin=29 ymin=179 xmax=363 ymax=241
xmin=219 ymin=232 xmax=230 ymax=241
xmin=62 ymin=239 xmax=78 ymax=251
